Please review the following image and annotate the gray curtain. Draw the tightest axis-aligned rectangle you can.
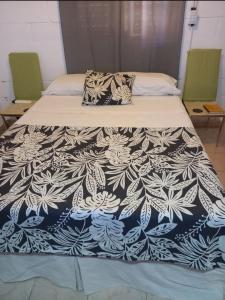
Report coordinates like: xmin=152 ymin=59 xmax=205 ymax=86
xmin=59 ymin=1 xmax=185 ymax=78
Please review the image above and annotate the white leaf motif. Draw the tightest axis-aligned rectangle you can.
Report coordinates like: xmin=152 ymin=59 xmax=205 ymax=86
xmin=9 ymin=230 xmax=23 ymax=247
xmin=86 ymin=173 xmax=97 ymax=195
xmin=172 ymin=178 xmax=195 ymax=191
xmin=20 ymin=216 xmax=44 ymax=228
xmin=71 ymin=191 xmax=120 ymax=220
xmin=119 ymin=200 xmax=142 ymax=220
xmin=140 ymin=201 xmax=151 ymax=229
xmin=1 ymin=221 xmax=15 ymax=237
xmin=139 ymin=162 xmax=152 ymax=177
xmin=146 ymin=223 xmax=177 ymax=236
xmin=207 ymin=198 xmax=225 ymax=228
xmin=90 ymin=214 xmax=124 ymax=251
xmin=199 ymin=189 xmax=214 ymax=217
xmin=128 ymin=239 xmax=146 ymax=255
xmin=10 ymin=199 xmax=24 ymax=223
xmin=72 ymin=186 xmax=83 ymax=208
xmin=125 ymin=226 xmax=141 ymax=244
xmin=199 ymin=176 xmax=223 ymax=199
xmin=127 ymin=179 xmax=140 ymax=196
xmin=184 ymin=185 xmax=197 ymax=204
xmin=94 ymin=164 xmax=106 ymax=186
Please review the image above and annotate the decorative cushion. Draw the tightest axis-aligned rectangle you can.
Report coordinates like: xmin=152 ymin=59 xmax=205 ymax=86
xmin=82 ymin=70 xmax=135 ymax=105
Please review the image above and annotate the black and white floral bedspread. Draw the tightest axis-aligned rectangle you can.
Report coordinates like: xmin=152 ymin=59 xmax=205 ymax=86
xmin=0 ymin=124 xmax=225 ymax=271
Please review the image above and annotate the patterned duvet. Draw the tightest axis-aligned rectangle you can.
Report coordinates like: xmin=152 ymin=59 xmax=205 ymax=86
xmin=0 ymin=124 xmax=225 ymax=271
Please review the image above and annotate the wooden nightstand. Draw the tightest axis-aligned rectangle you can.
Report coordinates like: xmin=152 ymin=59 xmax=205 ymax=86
xmin=184 ymin=101 xmax=225 ymax=146
xmin=0 ymin=103 xmax=33 ymax=128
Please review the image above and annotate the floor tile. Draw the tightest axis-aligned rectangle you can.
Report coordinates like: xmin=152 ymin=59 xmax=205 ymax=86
xmin=217 ymin=171 xmax=225 ymax=188
xmin=210 ymin=153 xmax=225 ymax=172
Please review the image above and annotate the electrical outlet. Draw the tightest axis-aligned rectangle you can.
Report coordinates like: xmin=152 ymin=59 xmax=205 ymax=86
xmin=188 ymin=6 xmax=199 ymax=27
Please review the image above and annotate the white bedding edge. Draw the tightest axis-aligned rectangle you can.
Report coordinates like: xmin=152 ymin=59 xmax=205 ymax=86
xmin=16 ymin=95 xmax=193 ymax=128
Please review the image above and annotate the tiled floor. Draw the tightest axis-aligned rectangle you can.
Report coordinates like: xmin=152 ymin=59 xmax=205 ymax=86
xmin=0 ymin=117 xmax=225 ymax=187
xmin=194 ymin=117 xmax=225 ymax=188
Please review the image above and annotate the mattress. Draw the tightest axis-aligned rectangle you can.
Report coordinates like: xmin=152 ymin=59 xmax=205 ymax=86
xmin=0 ymin=95 xmax=225 ymax=300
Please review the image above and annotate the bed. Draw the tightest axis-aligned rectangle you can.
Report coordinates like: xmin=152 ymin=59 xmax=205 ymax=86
xmin=0 ymin=80 xmax=225 ymax=300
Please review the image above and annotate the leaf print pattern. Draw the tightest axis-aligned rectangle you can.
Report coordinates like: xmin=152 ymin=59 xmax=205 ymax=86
xmin=82 ymin=70 xmax=135 ymax=105
xmin=0 ymin=124 xmax=225 ymax=271
xmin=90 ymin=214 xmax=124 ymax=251
xmin=71 ymin=191 xmax=120 ymax=220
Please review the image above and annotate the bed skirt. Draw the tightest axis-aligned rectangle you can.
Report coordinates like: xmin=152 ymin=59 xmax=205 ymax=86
xmin=0 ymin=278 xmax=168 ymax=300
xmin=0 ymin=255 xmax=225 ymax=300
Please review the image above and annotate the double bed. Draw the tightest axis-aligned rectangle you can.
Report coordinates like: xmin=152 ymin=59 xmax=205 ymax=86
xmin=0 ymin=91 xmax=225 ymax=300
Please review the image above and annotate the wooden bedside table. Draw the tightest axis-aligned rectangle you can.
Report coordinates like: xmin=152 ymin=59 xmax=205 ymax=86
xmin=0 ymin=103 xmax=34 ymax=128
xmin=184 ymin=101 xmax=225 ymax=146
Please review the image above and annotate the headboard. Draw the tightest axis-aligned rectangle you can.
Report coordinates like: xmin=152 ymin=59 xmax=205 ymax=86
xmin=59 ymin=1 xmax=185 ymax=78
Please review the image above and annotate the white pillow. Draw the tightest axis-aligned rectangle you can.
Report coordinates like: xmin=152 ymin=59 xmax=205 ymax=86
xmin=119 ymin=72 xmax=180 ymax=96
xmin=42 ymin=72 xmax=180 ymax=96
xmin=42 ymin=74 xmax=85 ymax=96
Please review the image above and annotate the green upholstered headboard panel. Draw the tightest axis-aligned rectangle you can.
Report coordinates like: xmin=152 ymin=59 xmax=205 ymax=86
xmin=9 ymin=52 xmax=43 ymax=101
xmin=183 ymin=49 xmax=221 ymax=102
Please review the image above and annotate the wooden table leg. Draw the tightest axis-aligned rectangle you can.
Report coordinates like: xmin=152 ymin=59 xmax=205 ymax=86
xmin=1 ymin=115 xmax=8 ymax=129
xmin=216 ymin=116 xmax=225 ymax=146
xmin=206 ymin=116 xmax=210 ymax=129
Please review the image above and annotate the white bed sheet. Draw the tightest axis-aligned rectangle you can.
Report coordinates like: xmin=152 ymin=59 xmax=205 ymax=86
xmin=1 ymin=95 xmax=225 ymax=300
xmin=17 ymin=95 xmax=192 ymax=128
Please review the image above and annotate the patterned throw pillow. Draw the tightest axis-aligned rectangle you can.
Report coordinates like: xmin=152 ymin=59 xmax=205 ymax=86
xmin=82 ymin=70 xmax=135 ymax=105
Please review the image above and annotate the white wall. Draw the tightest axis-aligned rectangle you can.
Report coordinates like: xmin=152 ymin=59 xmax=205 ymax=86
xmin=179 ymin=1 xmax=225 ymax=108
xmin=0 ymin=1 xmax=66 ymax=110
xmin=0 ymin=1 xmax=225 ymax=112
